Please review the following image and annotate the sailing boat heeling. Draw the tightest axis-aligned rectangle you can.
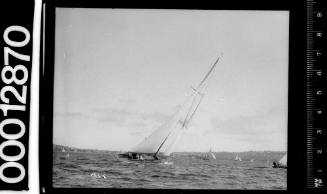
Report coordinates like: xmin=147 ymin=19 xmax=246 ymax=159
xmin=208 ymin=149 xmax=216 ymax=159
xmin=234 ymin=154 xmax=242 ymax=161
xmin=130 ymin=92 xmax=203 ymax=156
xmin=130 ymin=108 xmax=182 ymax=155
xmin=278 ymin=153 xmax=287 ymax=166
xmin=130 ymin=56 xmax=221 ymax=157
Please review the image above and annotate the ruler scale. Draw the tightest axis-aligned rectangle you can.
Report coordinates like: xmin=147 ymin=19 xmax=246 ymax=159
xmin=306 ymin=0 xmax=326 ymax=189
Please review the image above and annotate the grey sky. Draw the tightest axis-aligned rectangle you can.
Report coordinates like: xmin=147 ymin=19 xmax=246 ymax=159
xmin=53 ymin=8 xmax=289 ymax=152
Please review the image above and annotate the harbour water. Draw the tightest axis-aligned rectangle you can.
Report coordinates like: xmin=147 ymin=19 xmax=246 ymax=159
xmin=53 ymin=151 xmax=286 ymax=190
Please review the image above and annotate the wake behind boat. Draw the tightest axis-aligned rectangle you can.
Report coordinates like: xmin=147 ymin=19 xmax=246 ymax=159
xmin=118 ymin=55 xmax=222 ymax=161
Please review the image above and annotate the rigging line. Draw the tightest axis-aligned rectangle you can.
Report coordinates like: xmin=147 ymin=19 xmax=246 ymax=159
xmin=182 ymin=91 xmax=200 ymax=127
xmin=164 ymin=128 xmax=184 ymax=155
xmin=154 ymin=129 xmax=174 ymax=158
xmin=181 ymin=55 xmax=220 ymax=125
xmin=163 ymin=125 xmax=181 ymax=155
xmin=180 ymin=55 xmax=221 ymax=127
xmin=183 ymin=72 xmax=209 ymax=125
xmin=169 ymin=90 xmax=195 ymax=128
xmin=165 ymin=116 xmax=185 ymax=153
xmin=183 ymin=71 xmax=210 ymax=128
xmin=185 ymin=94 xmax=204 ymax=128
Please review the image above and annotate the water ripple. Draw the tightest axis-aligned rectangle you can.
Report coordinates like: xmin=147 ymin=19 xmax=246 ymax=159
xmin=53 ymin=152 xmax=287 ymax=190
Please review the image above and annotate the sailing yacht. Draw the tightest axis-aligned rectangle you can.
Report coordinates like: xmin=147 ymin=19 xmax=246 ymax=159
xmin=119 ymin=55 xmax=221 ymax=161
xmin=273 ymin=153 xmax=287 ymax=168
xmin=234 ymin=154 xmax=242 ymax=161
xmin=204 ymin=148 xmax=216 ymax=160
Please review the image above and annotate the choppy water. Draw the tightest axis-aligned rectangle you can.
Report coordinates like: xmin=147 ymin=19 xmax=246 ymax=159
xmin=53 ymin=152 xmax=286 ymax=190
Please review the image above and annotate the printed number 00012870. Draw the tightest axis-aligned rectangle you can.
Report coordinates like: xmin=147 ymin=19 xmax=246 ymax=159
xmin=0 ymin=25 xmax=30 ymax=184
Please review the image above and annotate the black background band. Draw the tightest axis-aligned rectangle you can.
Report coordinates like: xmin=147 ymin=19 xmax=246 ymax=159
xmin=0 ymin=0 xmax=34 ymax=190
xmin=40 ymin=0 xmax=308 ymax=194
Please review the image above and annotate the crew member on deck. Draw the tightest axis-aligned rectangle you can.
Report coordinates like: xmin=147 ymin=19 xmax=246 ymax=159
xmin=272 ymin=161 xmax=279 ymax=168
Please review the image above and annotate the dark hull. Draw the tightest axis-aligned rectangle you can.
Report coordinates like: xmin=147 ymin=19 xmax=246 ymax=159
xmin=118 ymin=152 xmax=169 ymax=161
xmin=272 ymin=166 xmax=287 ymax=169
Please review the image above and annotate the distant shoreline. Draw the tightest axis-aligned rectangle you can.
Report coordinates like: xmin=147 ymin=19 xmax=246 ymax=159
xmin=53 ymin=144 xmax=286 ymax=154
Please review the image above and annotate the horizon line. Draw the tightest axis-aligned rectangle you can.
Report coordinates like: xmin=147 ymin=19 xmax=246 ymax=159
xmin=53 ymin=144 xmax=287 ymax=153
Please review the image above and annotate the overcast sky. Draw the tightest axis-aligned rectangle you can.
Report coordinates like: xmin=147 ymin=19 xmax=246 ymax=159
xmin=53 ymin=8 xmax=289 ymax=152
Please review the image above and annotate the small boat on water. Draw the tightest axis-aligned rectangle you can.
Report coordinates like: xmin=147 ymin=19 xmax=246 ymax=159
xmin=118 ymin=152 xmax=165 ymax=161
xmin=273 ymin=153 xmax=287 ymax=168
xmin=202 ymin=148 xmax=216 ymax=160
xmin=59 ymin=147 xmax=70 ymax=159
xmin=234 ymin=154 xmax=242 ymax=161
xmin=118 ymin=55 xmax=222 ymax=161
xmin=208 ymin=149 xmax=216 ymax=160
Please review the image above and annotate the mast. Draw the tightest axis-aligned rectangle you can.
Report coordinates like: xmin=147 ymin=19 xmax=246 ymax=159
xmin=154 ymin=130 xmax=173 ymax=159
xmin=155 ymin=55 xmax=220 ymax=156
xmin=131 ymin=54 xmax=222 ymax=158
xmin=181 ymin=55 xmax=220 ymax=128
xmin=197 ymin=56 xmax=220 ymax=89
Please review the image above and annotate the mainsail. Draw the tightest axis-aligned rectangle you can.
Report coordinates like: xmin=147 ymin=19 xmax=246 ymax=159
xmin=234 ymin=154 xmax=242 ymax=161
xmin=208 ymin=149 xmax=216 ymax=159
xmin=130 ymin=55 xmax=221 ymax=158
xmin=278 ymin=153 xmax=287 ymax=167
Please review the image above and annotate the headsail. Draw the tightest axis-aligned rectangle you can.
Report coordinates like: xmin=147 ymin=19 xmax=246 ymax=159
xmin=235 ymin=154 xmax=242 ymax=161
xmin=130 ymin=55 xmax=221 ymax=157
xmin=209 ymin=149 xmax=216 ymax=159
xmin=278 ymin=153 xmax=287 ymax=167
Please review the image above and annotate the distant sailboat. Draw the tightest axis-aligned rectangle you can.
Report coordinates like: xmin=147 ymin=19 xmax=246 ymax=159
xmin=59 ymin=147 xmax=70 ymax=159
xmin=273 ymin=153 xmax=287 ymax=168
xmin=119 ymin=55 xmax=221 ymax=161
xmin=234 ymin=154 xmax=242 ymax=161
xmin=209 ymin=149 xmax=216 ymax=160
xmin=279 ymin=153 xmax=287 ymax=166
xmin=203 ymin=148 xmax=216 ymax=160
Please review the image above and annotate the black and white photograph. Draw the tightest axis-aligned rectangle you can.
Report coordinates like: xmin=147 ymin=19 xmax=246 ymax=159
xmin=52 ymin=8 xmax=289 ymax=190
